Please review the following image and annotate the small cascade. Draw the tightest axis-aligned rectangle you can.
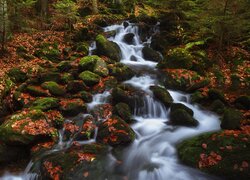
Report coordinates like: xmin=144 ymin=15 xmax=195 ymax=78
xmin=87 ymin=91 xmax=111 ymax=110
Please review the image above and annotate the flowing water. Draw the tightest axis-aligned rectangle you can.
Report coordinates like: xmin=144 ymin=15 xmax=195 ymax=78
xmin=1 ymin=22 xmax=221 ymax=180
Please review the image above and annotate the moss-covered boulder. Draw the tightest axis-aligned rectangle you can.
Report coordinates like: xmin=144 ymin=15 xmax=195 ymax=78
xmin=61 ymin=73 xmax=74 ymax=84
xmin=13 ymin=91 xmax=36 ymax=109
xmin=114 ymin=103 xmax=132 ymax=123
xmin=41 ymin=81 xmax=66 ymax=96
xmin=57 ymin=61 xmax=72 ymax=72
xmin=108 ymin=63 xmax=134 ymax=81
xmin=170 ymin=109 xmax=198 ymax=127
xmin=73 ymin=42 xmax=89 ymax=55
xmin=39 ymin=72 xmax=61 ymax=83
xmin=79 ymin=55 xmax=99 ymax=71
xmin=31 ymin=97 xmax=60 ymax=111
xmin=142 ymin=47 xmax=162 ymax=62
xmin=170 ymin=103 xmax=194 ymax=116
xmin=123 ymin=33 xmax=135 ymax=44
xmin=26 ymin=85 xmax=50 ymax=97
xmin=208 ymin=89 xmax=226 ymax=103
xmin=95 ymin=34 xmax=121 ymax=61
xmin=158 ymin=47 xmax=193 ymax=69
xmin=66 ymin=80 xmax=87 ymax=93
xmin=234 ymin=95 xmax=250 ymax=110
xmin=220 ymin=108 xmax=242 ymax=130
xmin=7 ymin=68 xmax=27 ymax=83
xmin=32 ymin=143 xmax=110 ymax=180
xmin=191 ymin=91 xmax=207 ymax=104
xmin=59 ymin=98 xmax=87 ymax=116
xmin=74 ymin=91 xmax=93 ymax=103
xmin=210 ymin=100 xmax=225 ymax=114
xmin=161 ymin=69 xmax=210 ymax=92
xmin=0 ymin=142 xmax=29 ymax=164
xmin=79 ymin=71 xmax=101 ymax=86
xmin=150 ymin=86 xmax=173 ymax=107
xmin=177 ymin=131 xmax=250 ymax=180
xmin=93 ymin=58 xmax=109 ymax=77
xmin=34 ymin=45 xmax=61 ymax=62
xmin=0 ymin=109 xmax=59 ymax=145
xmin=97 ymin=116 xmax=135 ymax=146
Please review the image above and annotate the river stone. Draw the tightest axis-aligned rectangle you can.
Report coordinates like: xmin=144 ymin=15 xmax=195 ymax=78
xmin=95 ymin=34 xmax=121 ymax=62
xmin=31 ymin=97 xmax=60 ymax=111
xmin=59 ymin=98 xmax=87 ymax=116
xmin=114 ymin=103 xmax=132 ymax=123
xmin=79 ymin=71 xmax=101 ymax=86
xmin=97 ymin=116 xmax=135 ymax=146
xmin=57 ymin=61 xmax=72 ymax=72
xmin=108 ymin=63 xmax=135 ymax=81
xmin=0 ymin=109 xmax=59 ymax=145
xmin=123 ymin=33 xmax=135 ymax=44
xmin=41 ymin=81 xmax=66 ymax=96
xmin=220 ymin=108 xmax=242 ymax=130
xmin=170 ymin=109 xmax=198 ymax=127
xmin=7 ymin=68 xmax=27 ymax=83
xmin=93 ymin=58 xmax=109 ymax=77
xmin=150 ymin=86 xmax=173 ymax=107
xmin=170 ymin=103 xmax=194 ymax=116
xmin=26 ymin=85 xmax=50 ymax=97
xmin=142 ymin=47 xmax=162 ymax=62
xmin=208 ymin=89 xmax=226 ymax=103
xmin=66 ymin=80 xmax=87 ymax=93
xmin=79 ymin=55 xmax=99 ymax=71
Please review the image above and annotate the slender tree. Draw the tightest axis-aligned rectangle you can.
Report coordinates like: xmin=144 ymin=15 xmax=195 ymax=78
xmin=92 ymin=0 xmax=98 ymax=14
xmin=0 ymin=0 xmax=8 ymax=52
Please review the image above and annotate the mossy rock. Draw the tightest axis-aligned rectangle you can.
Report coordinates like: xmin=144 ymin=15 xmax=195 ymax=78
xmin=177 ymin=131 xmax=250 ymax=180
xmin=41 ymin=81 xmax=66 ymax=96
xmin=150 ymin=86 xmax=173 ymax=107
xmin=93 ymin=58 xmax=109 ymax=77
xmin=97 ymin=116 xmax=135 ymax=147
xmin=31 ymin=97 xmax=60 ymax=111
xmin=34 ymin=46 xmax=61 ymax=62
xmin=158 ymin=48 xmax=193 ymax=69
xmin=208 ymin=89 xmax=226 ymax=103
xmin=39 ymin=72 xmax=62 ymax=83
xmin=61 ymin=73 xmax=74 ymax=84
xmin=220 ymin=108 xmax=242 ymax=130
xmin=73 ymin=42 xmax=89 ymax=55
xmin=13 ymin=91 xmax=36 ymax=109
xmin=0 ymin=109 xmax=58 ymax=145
xmin=66 ymin=80 xmax=87 ymax=93
xmin=7 ymin=68 xmax=27 ymax=83
xmin=191 ymin=91 xmax=207 ymax=104
xmin=210 ymin=100 xmax=225 ymax=114
xmin=32 ymin=143 xmax=110 ymax=180
xmin=142 ymin=47 xmax=162 ymax=62
xmin=74 ymin=91 xmax=93 ymax=103
xmin=234 ymin=95 xmax=250 ymax=110
xmin=75 ymin=116 xmax=97 ymax=141
xmin=79 ymin=55 xmax=99 ymax=71
xmin=108 ymin=63 xmax=134 ymax=81
xmin=79 ymin=71 xmax=101 ymax=86
xmin=59 ymin=98 xmax=87 ymax=116
xmin=170 ymin=109 xmax=199 ymax=127
xmin=95 ymin=34 xmax=121 ymax=61
xmin=161 ymin=69 xmax=209 ymax=92
xmin=0 ymin=142 xmax=29 ymax=164
xmin=57 ymin=61 xmax=72 ymax=72
xmin=114 ymin=103 xmax=132 ymax=123
xmin=123 ymin=33 xmax=135 ymax=45
xmin=170 ymin=103 xmax=194 ymax=116
xmin=26 ymin=85 xmax=50 ymax=97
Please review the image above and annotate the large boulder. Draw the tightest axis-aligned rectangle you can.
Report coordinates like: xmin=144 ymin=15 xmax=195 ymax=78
xmin=7 ymin=68 xmax=27 ymax=83
xmin=0 ymin=109 xmax=61 ymax=145
xmin=41 ymin=81 xmax=66 ymax=96
xmin=177 ymin=132 xmax=250 ymax=180
xmin=32 ymin=143 xmax=112 ymax=180
xmin=79 ymin=55 xmax=99 ymax=71
xmin=57 ymin=61 xmax=72 ymax=72
xmin=97 ymin=116 xmax=135 ymax=146
xmin=142 ymin=47 xmax=162 ymax=62
xmin=26 ymin=85 xmax=50 ymax=97
xmin=93 ymin=58 xmax=109 ymax=77
xmin=95 ymin=34 xmax=121 ymax=61
xmin=113 ymin=103 xmax=132 ymax=123
xmin=79 ymin=71 xmax=101 ymax=86
xmin=170 ymin=103 xmax=194 ymax=116
xmin=150 ymin=86 xmax=173 ymax=107
xmin=31 ymin=97 xmax=60 ymax=111
xmin=220 ymin=108 xmax=242 ymax=130
xmin=108 ymin=63 xmax=135 ymax=81
xmin=66 ymin=80 xmax=87 ymax=93
xmin=161 ymin=69 xmax=210 ymax=92
xmin=157 ymin=47 xmax=193 ymax=69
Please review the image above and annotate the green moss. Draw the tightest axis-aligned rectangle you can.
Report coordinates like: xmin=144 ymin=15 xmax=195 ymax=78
xmin=221 ymin=108 xmax=242 ymax=130
xmin=114 ymin=103 xmax=132 ymax=123
xmin=74 ymin=91 xmax=92 ymax=103
xmin=79 ymin=55 xmax=99 ymax=71
xmin=108 ymin=63 xmax=134 ymax=81
xmin=31 ymin=97 xmax=60 ymax=111
xmin=78 ymin=71 xmax=101 ymax=86
xmin=39 ymin=72 xmax=61 ymax=83
xmin=26 ymin=85 xmax=50 ymax=97
xmin=41 ymin=81 xmax=66 ymax=96
xmin=57 ymin=61 xmax=72 ymax=72
xmin=7 ymin=68 xmax=27 ymax=83
xmin=59 ymin=98 xmax=87 ymax=116
xmin=61 ymin=73 xmax=74 ymax=84
xmin=66 ymin=80 xmax=87 ymax=93
xmin=93 ymin=59 xmax=109 ymax=77
xmin=150 ymin=86 xmax=173 ymax=107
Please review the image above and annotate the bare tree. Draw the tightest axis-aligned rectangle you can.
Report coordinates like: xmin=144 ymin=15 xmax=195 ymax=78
xmin=0 ymin=0 xmax=8 ymax=52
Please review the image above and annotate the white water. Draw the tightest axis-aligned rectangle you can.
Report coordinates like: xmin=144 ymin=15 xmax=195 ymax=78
xmin=1 ymin=22 xmax=221 ymax=180
xmin=106 ymin=22 xmax=221 ymax=180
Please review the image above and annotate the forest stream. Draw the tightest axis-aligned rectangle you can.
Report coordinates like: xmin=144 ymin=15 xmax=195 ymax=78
xmin=0 ymin=22 xmax=224 ymax=180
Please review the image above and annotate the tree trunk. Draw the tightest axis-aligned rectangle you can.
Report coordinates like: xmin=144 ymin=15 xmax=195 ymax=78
xmin=219 ymin=0 xmax=229 ymax=50
xmin=0 ymin=0 xmax=8 ymax=52
xmin=36 ymin=0 xmax=49 ymax=18
xmin=92 ymin=0 xmax=98 ymax=14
